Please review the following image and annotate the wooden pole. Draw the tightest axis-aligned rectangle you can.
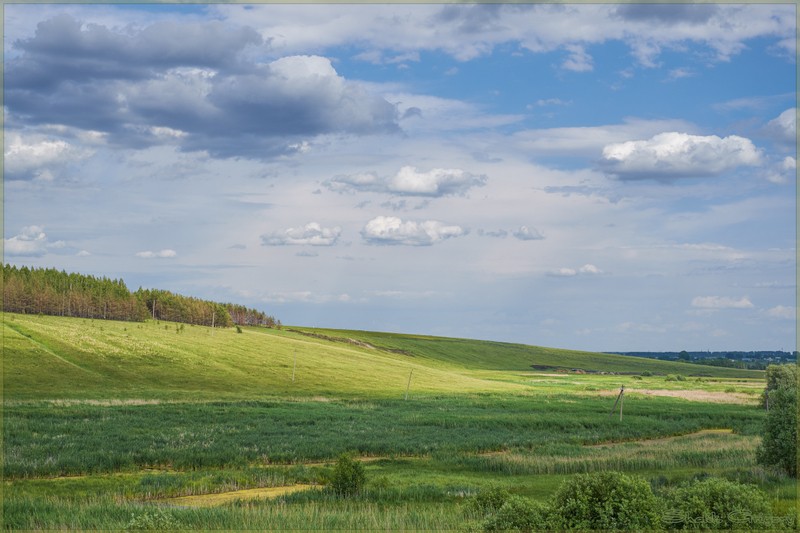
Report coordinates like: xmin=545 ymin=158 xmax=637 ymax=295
xmin=405 ymin=369 xmax=413 ymax=400
xmin=609 ymin=385 xmax=625 ymax=418
xmin=619 ymin=386 xmax=624 ymax=421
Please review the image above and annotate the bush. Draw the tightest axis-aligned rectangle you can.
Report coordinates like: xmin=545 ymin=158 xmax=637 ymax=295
xmin=126 ymin=509 xmax=180 ymax=530
xmin=483 ymin=495 xmax=551 ymax=532
xmin=465 ymin=485 xmax=511 ymax=517
xmin=330 ymin=453 xmax=366 ymax=497
xmin=757 ymin=385 xmax=797 ymax=477
xmin=550 ymin=471 xmax=661 ymax=531
xmin=641 ymin=370 xmax=653 ymax=377
xmin=761 ymin=364 xmax=797 ymax=408
xmin=661 ymin=477 xmax=771 ymax=530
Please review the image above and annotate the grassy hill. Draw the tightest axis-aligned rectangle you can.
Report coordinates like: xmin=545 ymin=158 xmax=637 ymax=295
xmin=287 ymin=326 xmax=762 ymax=378
xmin=3 ymin=313 xmax=760 ymax=400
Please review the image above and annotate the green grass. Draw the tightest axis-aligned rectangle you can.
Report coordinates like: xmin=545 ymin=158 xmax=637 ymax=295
xmin=3 ymin=312 xmax=790 ymax=531
xmin=293 ymin=326 xmax=763 ymax=378
xmin=3 ymin=313 xmax=761 ymax=402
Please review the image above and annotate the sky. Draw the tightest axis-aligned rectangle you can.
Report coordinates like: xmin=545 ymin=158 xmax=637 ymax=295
xmin=3 ymin=3 xmax=796 ymax=352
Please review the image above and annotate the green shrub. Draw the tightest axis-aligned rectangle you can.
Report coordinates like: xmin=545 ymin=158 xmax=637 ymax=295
xmin=465 ymin=485 xmax=511 ymax=517
xmin=550 ymin=471 xmax=661 ymax=531
xmin=757 ymin=385 xmax=797 ymax=477
xmin=330 ymin=453 xmax=366 ymax=497
xmin=661 ymin=477 xmax=771 ymax=530
xmin=125 ymin=508 xmax=179 ymax=530
xmin=665 ymin=374 xmax=677 ymax=382
xmin=641 ymin=370 xmax=653 ymax=377
xmin=761 ymin=364 xmax=797 ymax=408
xmin=483 ymin=495 xmax=550 ymax=532
xmin=236 ymin=326 xmax=243 ymax=334
xmin=675 ymin=374 xmax=686 ymax=382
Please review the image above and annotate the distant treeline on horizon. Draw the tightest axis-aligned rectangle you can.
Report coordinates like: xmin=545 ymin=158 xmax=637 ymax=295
xmin=2 ymin=263 xmax=280 ymax=329
xmin=608 ymin=350 xmax=797 ymax=371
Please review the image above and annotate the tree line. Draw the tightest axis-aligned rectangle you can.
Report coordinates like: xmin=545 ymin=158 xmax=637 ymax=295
xmin=2 ymin=264 xmax=280 ymax=329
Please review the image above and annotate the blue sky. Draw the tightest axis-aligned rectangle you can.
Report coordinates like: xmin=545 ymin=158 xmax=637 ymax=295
xmin=4 ymin=3 xmax=796 ymax=352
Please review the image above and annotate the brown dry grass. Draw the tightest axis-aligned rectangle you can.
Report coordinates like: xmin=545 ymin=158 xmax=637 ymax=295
xmin=597 ymin=388 xmax=756 ymax=404
xmin=162 ymin=484 xmax=319 ymax=507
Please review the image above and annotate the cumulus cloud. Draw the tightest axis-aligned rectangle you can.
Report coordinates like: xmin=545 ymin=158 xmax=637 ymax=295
xmin=261 ymin=222 xmax=342 ymax=246
xmin=4 ymin=133 xmax=92 ymax=180
xmin=513 ymin=226 xmax=545 ymax=241
xmin=4 ymin=226 xmax=49 ymax=256
xmin=547 ymin=264 xmax=603 ymax=277
xmin=765 ymin=108 xmax=796 ymax=144
xmin=600 ymin=132 xmax=762 ymax=180
xmin=691 ymin=296 xmax=754 ymax=309
xmin=765 ymin=156 xmax=796 ymax=184
xmin=326 ymin=166 xmax=487 ymax=197
xmin=135 ymin=249 xmax=177 ymax=258
xmin=361 ymin=216 xmax=466 ymax=246
xmin=6 ymin=15 xmax=400 ymax=159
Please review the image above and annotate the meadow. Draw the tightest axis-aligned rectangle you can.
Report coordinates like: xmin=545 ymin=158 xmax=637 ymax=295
xmin=2 ymin=312 xmax=795 ymax=530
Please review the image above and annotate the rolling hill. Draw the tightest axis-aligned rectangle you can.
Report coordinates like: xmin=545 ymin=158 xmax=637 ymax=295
xmin=3 ymin=313 xmax=760 ymax=400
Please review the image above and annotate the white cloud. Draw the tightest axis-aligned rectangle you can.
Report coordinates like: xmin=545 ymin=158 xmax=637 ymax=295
xmin=766 ymin=305 xmax=796 ymax=320
xmin=326 ymin=166 xmax=487 ymax=197
xmin=261 ymin=222 xmax=342 ymax=246
xmin=512 ymin=118 xmax=697 ymax=157
xmin=361 ymin=216 xmax=466 ymax=246
xmin=513 ymin=226 xmax=545 ymax=241
xmin=212 ymin=4 xmax=794 ymax=68
xmin=691 ymin=296 xmax=754 ymax=309
xmin=4 ymin=225 xmax=49 ymax=256
xmin=135 ymin=249 xmax=178 ymax=258
xmin=562 ymin=44 xmax=593 ymax=72
xmin=765 ymin=107 xmax=796 ymax=144
xmin=600 ymin=132 xmax=762 ymax=180
xmin=76 ymin=250 xmax=92 ymax=257
xmin=547 ymin=264 xmax=602 ymax=277
xmin=765 ymin=156 xmax=796 ymax=184
xmin=4 ymin=133 xmax=92 ymax=180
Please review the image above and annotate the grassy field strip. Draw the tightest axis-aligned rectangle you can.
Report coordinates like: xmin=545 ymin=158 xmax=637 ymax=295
xmin=585 ymin=428 xmax=733 ymax=447
xmin=161 ymin=484 xmax=319 ymax=507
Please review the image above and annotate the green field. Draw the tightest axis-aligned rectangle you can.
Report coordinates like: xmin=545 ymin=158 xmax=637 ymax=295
xmin=3 ymin=312 xmax=795 ymax=530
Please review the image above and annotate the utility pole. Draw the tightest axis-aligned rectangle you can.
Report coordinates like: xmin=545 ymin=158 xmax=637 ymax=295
xmin=405 ymin=369 xmax=414 ymax=400
xmin=609 ymin=385 xmax=625 ymax=420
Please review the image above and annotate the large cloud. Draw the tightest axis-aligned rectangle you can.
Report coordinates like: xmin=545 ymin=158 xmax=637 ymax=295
xmin=600 ymin=132 xmax=761 ymax=180
xmin=6 ymin=16 xmax=400 ymax=159
xmin=261 ymin=222 xmax=342 ymax=246
xmin=213 ymin=4 xmax=795 ymax=66
xmin=361 ymin=216 xmax=466 ymax=246
xmin=326 ymin=166 xmax=487 ymax=197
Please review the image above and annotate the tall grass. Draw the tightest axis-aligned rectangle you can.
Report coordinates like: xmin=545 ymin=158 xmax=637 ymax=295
xmin=5 ymin=395 xmax=763 ymax=478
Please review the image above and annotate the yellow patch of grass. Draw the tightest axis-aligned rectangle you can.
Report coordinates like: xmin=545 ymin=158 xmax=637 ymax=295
xmin=162 ymin=484 xmax=319 ymax=507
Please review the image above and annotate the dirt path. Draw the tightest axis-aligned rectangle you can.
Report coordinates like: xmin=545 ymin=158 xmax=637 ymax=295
xmin=163 ymin=484 xmax=318 ymax=507
xmin=597 ymin=388 xmax=756 ymax=404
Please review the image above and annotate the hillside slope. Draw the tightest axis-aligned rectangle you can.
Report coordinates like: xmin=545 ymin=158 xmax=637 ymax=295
xmin=288 ymin=327 xmax=762 ymax=378
xmin=3 ymin=313 xmax=760 ymax=400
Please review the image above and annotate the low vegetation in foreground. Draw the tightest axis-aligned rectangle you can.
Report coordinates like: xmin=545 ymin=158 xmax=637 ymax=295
xmin=3 ymin=312 xmax=796 ymax=530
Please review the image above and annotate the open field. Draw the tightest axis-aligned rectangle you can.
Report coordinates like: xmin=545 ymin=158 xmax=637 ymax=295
xmin=2 ymin=312 xmax=795 ymax=530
